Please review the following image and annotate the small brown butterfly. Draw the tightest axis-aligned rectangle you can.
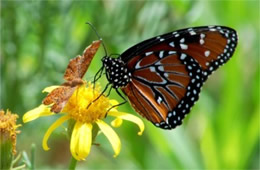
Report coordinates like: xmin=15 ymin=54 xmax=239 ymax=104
xmin=43 ymin=40 xmax=101 ymax=113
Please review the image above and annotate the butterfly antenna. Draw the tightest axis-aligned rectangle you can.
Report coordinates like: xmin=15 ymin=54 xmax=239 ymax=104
xmin=86 ymin=22 xmax=108 ymax=57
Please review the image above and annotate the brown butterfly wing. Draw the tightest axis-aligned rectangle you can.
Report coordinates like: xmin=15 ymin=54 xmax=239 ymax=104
xmin=43 ymin=86 xmax=76 ymax=113
xmin=64 ymin=40 xmax=101 ymax=81
xmin=122 ymin=52 xmax=196 ymax=129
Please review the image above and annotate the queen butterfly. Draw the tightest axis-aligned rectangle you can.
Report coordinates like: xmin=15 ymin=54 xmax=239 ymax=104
xmin=97 ymin=26 xmax=238 ymax=129
xmin=43 ymin=40 xmax=101 ymax=113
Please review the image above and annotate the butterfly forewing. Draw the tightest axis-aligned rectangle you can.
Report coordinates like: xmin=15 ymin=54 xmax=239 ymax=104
xmin=121 ymin=26 xmax=237 ymax=76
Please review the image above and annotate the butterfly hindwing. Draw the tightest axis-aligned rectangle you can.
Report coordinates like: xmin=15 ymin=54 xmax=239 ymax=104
xmin=122 ymin=51 xmax=203 ymax=129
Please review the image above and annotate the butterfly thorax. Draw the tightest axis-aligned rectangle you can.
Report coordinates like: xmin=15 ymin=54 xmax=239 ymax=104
xmin=102 ymin=57 xmax=131 ymax=88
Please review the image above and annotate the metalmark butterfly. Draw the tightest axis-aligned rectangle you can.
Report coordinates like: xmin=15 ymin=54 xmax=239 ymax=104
xmin=43 ymin=40 xmax=101 ymax=113
xmin=97 ymin=26 xmax=238 ymax=129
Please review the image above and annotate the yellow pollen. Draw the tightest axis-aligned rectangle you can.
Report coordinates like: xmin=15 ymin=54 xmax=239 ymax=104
xmin=0 ymin=109 xmax=21 ymax=155
xmin=62 ymin=83 xmax=110 ymax=123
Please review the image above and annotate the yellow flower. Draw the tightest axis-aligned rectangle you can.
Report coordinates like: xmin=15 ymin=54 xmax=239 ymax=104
xmin=23 ymin=82 xmax=144 ymax=161
xmin=0 ymin=109 xmax=21 ymax=155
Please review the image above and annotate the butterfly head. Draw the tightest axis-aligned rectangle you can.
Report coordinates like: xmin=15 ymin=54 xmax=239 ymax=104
xmin=102 ymin=56 xmax=131 ymax=88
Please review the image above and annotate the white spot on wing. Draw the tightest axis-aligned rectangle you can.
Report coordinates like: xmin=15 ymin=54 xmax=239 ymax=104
xmin=157 ymin=96 xmax=162 ymax=104
xmin=180 ymin=44 xmax=188 ymax=50
xmin=150 ymin=66 xmax=156 ymax=72
xmin=158 ymin=66 xmax=164 ymax=71
xmin=155 ymin=61 xmax=162 ymax=65
xmin=169 ymin=42 xmax=175 ymax=47
xmin=227 ymin=39 xmax=231 ymax=44
xmin=189 ymin=31 xmax=196 ymax=35
xmin=160 ymin=38 xmax=165 ymax=42
xmin=135 ymin=60 xmax=142 ymax=69
xmin=204 ymin=50 xmax=210 ymax=57
xmin=168 ymin=51 xmax=176 ymax=55
xmin=159 ymin=51 xmax=164 ymax=58
xmin=145 ymin=51 xmax=153 ymax=56
xmin=180 ymin=54 xmax=187 ymax=60
xmin=200 ymin=33 xmax=206 ymax=38
xmin=209 ymin=28 xmax=217 ymax=31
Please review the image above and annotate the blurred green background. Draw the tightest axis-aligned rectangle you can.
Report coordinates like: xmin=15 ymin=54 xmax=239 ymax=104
xmin=1 ymin=0 xmax=259 ymax=169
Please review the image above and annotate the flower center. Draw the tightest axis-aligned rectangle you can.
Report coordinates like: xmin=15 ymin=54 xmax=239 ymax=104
xmin=62 ymin=83 xmax=110 ymax=123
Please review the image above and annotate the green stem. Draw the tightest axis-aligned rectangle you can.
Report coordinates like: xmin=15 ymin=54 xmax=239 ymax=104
xmin=11 ymin=152 xmax=21 ymax=168
xmin=69 ymin=156 xmax=78 ymax=170
xmin=30 ymin=144 xmax=35 ymax=170
xmin=68 ymin=120 xmax=77 ymax=170
xmin=12 ymin=164 xmax=26 ymax=170
xmin=92 ymin=123 xmax=99 ymax=142
xmin=0 ymin=133 xmax=13 ymax=169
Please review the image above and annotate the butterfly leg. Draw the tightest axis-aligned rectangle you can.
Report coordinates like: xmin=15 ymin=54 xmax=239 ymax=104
xmin=105 ymin=88 xmax=127 ymax=117
xmin=87 ymin=83 xmax=111 ymax=109
xmin=93 ymin=66 xmax=104 ymax=90
xmin=115 ymin=88 xmax=127 ymax=102
xmin=105 ymin=100 xmax=127 ymax=117
xmin=105 ymin=85 xmax=113 ymax=97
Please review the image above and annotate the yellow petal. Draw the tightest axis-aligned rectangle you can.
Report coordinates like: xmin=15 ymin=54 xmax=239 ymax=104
xmin=96 ymin=120 xmax=121 ymax=157
xmin=70 ymin=122 xmax=92 ymax=161
xmin=42 ymin=115 xmax=70 ymax=150
xmin=42 ymin=86 xmax=60 ymax=93
xmin=111 ymin=117 xmax=123 ymax=128
xmin=107 ymin=100 xmax=120 ymax=112
xmin=108 ymin=111 xmax=144 ymax=135
xmin=109 ymin=100 xmax=119 ymax=106
xmin=23 ymin=104 xmax=54 ymax=123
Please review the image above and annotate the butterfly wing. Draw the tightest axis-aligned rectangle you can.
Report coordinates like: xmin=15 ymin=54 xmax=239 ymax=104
xmin=122 ymin=52 xmax=202 ymax=129
xmin=122 ymin=26 xmax=237 ymax=76
xmin=43 ymin=86 xmax=76 ymax=113
xmin=64 ymin=40 xmax=101 ymax=81
xmin=120 ymin=26 xmax=238 ymax=129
